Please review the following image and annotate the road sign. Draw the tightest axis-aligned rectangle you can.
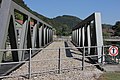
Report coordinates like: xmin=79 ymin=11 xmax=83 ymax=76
xmin=109 ymin=46 xmax=118 ymax=56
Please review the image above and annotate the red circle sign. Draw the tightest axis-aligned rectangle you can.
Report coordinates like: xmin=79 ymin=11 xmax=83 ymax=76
xmin=109 ymin=46 xmax=118 ymax=56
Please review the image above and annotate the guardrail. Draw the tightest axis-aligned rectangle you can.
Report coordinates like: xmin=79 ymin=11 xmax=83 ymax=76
xmin=103 ymin=36 xmax=120 ymax=39
xmin=0 ymin=46 xmax=119 ymax=79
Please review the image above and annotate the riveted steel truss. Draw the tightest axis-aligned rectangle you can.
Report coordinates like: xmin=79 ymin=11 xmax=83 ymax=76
xmin=72 ymin=13 xmax=104 ymax=63
xmin=0 ymin=0 xmax=53 ymax=62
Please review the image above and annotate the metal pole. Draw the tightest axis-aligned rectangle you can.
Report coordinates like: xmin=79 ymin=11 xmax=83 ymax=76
xmin=28 ymin=48 xmax=32 ymax=79
xmin=58 ymin=47 xmax=61 ymax=74
xmin=101 ymin=46 xmax=104 ymax=65
xmin=82 ymin=46 xmax=85 ymax=70
xmin=118 ymin=51 xmax=120 ymax=64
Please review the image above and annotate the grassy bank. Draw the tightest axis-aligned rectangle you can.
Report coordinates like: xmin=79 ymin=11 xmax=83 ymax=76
xmin=98 ymin=72 xmax=120 ymax=80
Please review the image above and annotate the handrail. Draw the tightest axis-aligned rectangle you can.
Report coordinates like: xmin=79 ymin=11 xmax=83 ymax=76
xmin=103 ymin=36 xmax=120 ymax=39
xmin=0 ymin=45 xmax=118 ymax=79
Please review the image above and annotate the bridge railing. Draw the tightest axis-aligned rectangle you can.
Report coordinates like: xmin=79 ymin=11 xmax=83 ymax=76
xmin=103 ymin=36 xmax=120 ymax=39
xmin=0 ymin=45 xmax=118 ymax=79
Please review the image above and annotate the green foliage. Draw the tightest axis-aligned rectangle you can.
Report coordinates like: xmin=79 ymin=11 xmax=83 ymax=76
xmin=103 ymin=32 xmax=110 ymax=36
xmin=12 ymin=0 xmax=82 ymax=36
xmin=98 ymin=72 xmax=120 ymax=80
xmin=53 ymin=15 xmax=82 ymax=28
xmin=51 ymin=15 xmax=81 ymax=36
xmin=112 ymin=21 xmax=120 ymax=36
xmin=12 ymin=0 xmax=119 ymax=37
xmin=102 ymin=24 xmax=113 ymax=45
xmin=102 ymin=24 xmax=113 ymax=37
xmin=14 ymin=12 xmax=23 ymax=20
xmin=102 ymin=24 xmax=112 ymax=28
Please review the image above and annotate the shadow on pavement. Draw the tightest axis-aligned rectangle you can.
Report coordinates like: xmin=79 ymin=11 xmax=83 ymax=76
xmin=64 ymin=41 xmax=73 ymax=57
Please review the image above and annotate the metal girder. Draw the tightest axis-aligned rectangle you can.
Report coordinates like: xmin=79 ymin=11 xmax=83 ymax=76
xmin=32 ymin=24 xmax=38 ymax=48
xmin=73 ymin=13 xmax=98 ymax=30
xmin=0 ymin=0 xmax=53 ymax=62
xmin=39 ymin=26 xmax=42 ymax=47
xmin=72 ymin=12 xmax=104 ymax=63
xmin=18 ymin=21 xmax=28 ymax=61
xmin=44 ymin=27 xmax=47 ymax=46
xmin=94 ymin=13 xmax=103 ymax=63
xmin=0 ymin=0 xmax=13 ymax=62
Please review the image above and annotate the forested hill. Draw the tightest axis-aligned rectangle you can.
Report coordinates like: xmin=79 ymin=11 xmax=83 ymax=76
xmin=12 ymin=0 xmax=115 ymax=36
xmin=51 ymin=15 xmax=82 ymax=35
xmin=53 ymin=15 xmax=82 ymax=28
xmin=12 ymin=0 xmax=82 ymax=35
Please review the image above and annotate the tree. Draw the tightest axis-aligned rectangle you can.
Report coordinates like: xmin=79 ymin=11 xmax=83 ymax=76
xmin=112 ymin=21 xmax=120 ymax=36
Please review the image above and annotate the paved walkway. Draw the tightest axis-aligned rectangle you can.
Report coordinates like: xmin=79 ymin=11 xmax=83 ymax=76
xmin=2 ymin=40 xmax=102 ymax=80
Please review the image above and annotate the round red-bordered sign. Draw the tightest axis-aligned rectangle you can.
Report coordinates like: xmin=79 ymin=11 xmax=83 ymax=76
xmin=109 ymin=46 xmax=118 ymax=56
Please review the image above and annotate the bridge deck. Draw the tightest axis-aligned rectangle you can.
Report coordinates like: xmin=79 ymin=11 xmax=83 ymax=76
xmin=2 ymin=40 xmax=102 ymax=80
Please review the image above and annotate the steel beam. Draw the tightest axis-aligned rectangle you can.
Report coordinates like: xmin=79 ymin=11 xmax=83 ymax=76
xmin=72 ymin=12 xmax=104 ymax=63
xmin=0 ymin=0 xmax=53 ymax=62
xmin=44 ymin=27 xmax=47 ymax=46
xmin=32 ymin=24 xmax=37 ymax=48
xmin=19 ymin=20 xmax=29 ymax=61
xmin=87 ymin=25 xmax=91 ymax=55
xmin=94 ymin=13 xmax=103 ymax=63
xmin=82 ymin=27 xmax=85 ymax=47
xmin=47 ymin=28 xmax=49 ymax=44
xmin=0 ymin=0 xmax=13 ymax=62
xmin=39 ymin=25 xmax=42 ymax=47
xmin=78 ymin=28 xmax=81 ymax=47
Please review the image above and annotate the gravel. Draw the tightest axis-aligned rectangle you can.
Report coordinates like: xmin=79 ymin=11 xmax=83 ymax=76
xmin=2 ymin=41 xmax=103 ymax=80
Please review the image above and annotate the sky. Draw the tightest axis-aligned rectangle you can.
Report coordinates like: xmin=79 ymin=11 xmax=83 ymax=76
xmin=24 ymin=0 xmax=120 ymax=25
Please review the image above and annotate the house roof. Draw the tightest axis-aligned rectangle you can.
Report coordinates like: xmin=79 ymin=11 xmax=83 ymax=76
xmin=16 ymin=20 xmax=34 ymax=25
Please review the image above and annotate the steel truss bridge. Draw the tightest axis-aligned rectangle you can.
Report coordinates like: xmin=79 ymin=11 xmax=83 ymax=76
xmin=0 ymin=0 xmax=105 ymax=64
xmin=0 ymin=0 xmax=112 ymax=79
xmin=72 ymin=13 xmax=104 ymax=63
xmin=0 ymin=0 xmax=54 ymax=62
